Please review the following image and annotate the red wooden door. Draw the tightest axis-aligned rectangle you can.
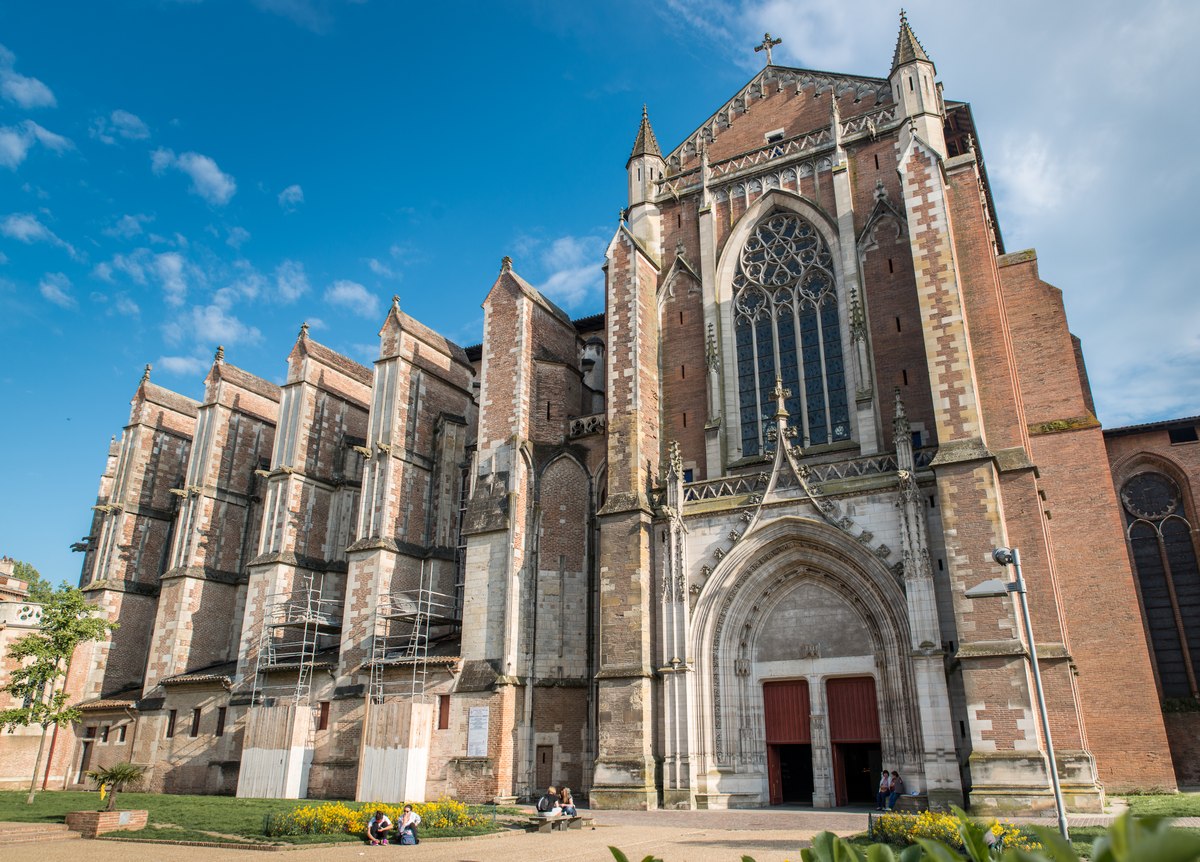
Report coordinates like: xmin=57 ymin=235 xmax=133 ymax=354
xmin=831 ymin=742 xmax=846 ymax=806
xmin=767 ymin=745 xmax=782 ymax=804
xmin=763 ymin=680 xmax=809 ymax=805
xmin=763 ymin=680 xmax=811 ymax=743
xmin=827 ymin=677 xmax=880 ymax=743
xmin=827 ymin=677 xmax=880 ymax=806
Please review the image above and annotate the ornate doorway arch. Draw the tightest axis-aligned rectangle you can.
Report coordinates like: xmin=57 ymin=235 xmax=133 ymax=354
xmin=690 ymin=516 xmax=925 ymax=807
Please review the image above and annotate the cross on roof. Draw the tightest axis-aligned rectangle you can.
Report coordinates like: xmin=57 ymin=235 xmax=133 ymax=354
xmin=755 ymin=32 xmax=782 ymax=66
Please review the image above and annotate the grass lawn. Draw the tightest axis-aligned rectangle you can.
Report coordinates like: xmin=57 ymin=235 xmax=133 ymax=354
xmin=0 ymin=791 xmax=514 ymax=845
xmin=1123 ymin=791 xmax=1200 ymax=818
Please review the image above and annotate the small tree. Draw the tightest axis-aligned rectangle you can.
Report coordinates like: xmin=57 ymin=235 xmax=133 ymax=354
xmin=86 ymin=761 xmax=146 ymax=811
xmin=0 ymin=585 xmax=115 ymax=803
xmin=12 ymin=560 xmax=54 ymax=604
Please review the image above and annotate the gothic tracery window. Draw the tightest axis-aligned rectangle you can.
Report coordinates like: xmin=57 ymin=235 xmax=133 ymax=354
xmin=1121 ymin=471 xmax=1200 ymax=699
xmin=734 ymin=212 xmax=850 ymax=456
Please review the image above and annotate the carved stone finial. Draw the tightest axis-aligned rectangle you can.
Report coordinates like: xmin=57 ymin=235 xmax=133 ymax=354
xmin=874 ymin=179 xmax=888 ymax=202
xmin=668 ymin=440 xmax=683 ymax=478
xmin=894 ymin=387 xmax=911 ymax=438
xmin=705 ymin=322 xmax=720 ymax=371
xmin=141 ymin=363 xmax=151 ymax=383
xmin=618 ymin=207 xmax=626 ymax=226
xmin=500 ymin=256 xmax=512 ymax=274
xmin=299 ymin=321 xmax=309 ymax=339
xmin=214 ymin=345 xmax=224 ymax=363
xmin=391 ymin=294 xmax=400 ymax=308
xmin=770 ymin=377 xmax=791 ymax=419
xmin=754 ymin=32 xmax=782 ymax=66
xmin=675 ymin=239 xmax=686 ymax=258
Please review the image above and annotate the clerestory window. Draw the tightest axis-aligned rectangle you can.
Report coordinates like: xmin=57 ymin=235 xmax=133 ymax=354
xmin=1121 ymin=471 xmax=1200 ymax=699
xmin=734 ymin=212 xmax=850 ymax=456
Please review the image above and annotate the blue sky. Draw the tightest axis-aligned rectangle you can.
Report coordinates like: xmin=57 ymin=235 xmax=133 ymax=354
xmin=1 ymin=0 xmax=1197 ymax=585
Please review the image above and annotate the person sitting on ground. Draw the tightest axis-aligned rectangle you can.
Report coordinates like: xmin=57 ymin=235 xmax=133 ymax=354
xmin=887 ymin=770 xmax=905 ymax=810
xmin=398 ymin=804 xmax=421 ymax=845
xmin=366 ymin=810 xmax=392 ymax=845
xmin=875 ymin=770 xmax=892 ymax=811
xmin=536 ymin=785 xmax=563 ymax=817
xmin=559 ymin=786 xmax=577 ymax=817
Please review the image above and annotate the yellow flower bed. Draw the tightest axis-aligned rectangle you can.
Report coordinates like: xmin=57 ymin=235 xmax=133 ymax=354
xmin=872 ymin=810 xmax=1040 ymax=852
xmin=265 ymin=798 xmax=485 ymax=837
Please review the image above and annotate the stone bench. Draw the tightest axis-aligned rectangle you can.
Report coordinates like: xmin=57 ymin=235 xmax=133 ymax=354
xmin=893 ymin=794 xmax=929 ymax=813
xmin=526 ymin=814 xmax=592 ymax=833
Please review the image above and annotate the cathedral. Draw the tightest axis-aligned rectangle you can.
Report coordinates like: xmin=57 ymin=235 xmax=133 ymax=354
xmin=4 ymin=15 xmax=1196 ymax=811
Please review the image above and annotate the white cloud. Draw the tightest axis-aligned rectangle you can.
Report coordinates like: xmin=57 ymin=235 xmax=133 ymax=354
xmin=533 ymin=235 xmax=606 ymax=308
xmin=103 ymin=213 xmax=153 ymax=240
xmin=155 ymin=355 xmax=209 ymax=376
xmin=213 ymin=270 xmax=264 ymax=309
xmin=275 ymin=259 xmax=309 ymax=302
xmin=91 ymin=109 xmax=150 ymax=144
xmin=153 ymin=251 xmax=189 ymax=305
xmin=0 ymin=212 xmax=77 ymax=258
xmin=38 ymin=272 xmax=75 ymax=308
xmin=113 ymin=293 xmax=140 ymax=316
xmin=278 ymin=183 xmax=304 ymax=212
xmin=253 ymin=0 xmax=334 ymax=33
xmin=192 ymin=303 xmax=263 ymax=345
xmin=0 ymin=251 xmax=7 ymax=264
xmin=325 ymin=279 xmax=381 ymax=318
xmin=366 ymin=257 xmax=396 ymax=279
xmin=0 ymin=44 xmax=56 ymax=108
xmin=226 ymin=226 xmax=251 ymax=249
xmin=151 ymin=148 xmax=237 ymax=205
xmin=0 ymin=120 xmax=72 ymax=170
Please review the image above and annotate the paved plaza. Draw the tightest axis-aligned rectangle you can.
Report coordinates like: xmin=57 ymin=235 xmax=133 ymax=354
xmin=8 ymin=806 xmax=1200 ymax=862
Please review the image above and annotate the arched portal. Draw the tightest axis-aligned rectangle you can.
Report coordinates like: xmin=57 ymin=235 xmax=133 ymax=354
xmin=690 ymin=516 xmax=924 ymax=808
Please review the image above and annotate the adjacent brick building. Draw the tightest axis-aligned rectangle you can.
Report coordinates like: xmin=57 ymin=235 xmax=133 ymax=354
xmin=4 ymin=15 xmax=1193 ymax=810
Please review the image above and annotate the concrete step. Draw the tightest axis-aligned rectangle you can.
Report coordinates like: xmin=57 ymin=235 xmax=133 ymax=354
xmin=0 ymin=821 xmax=81 ymax=843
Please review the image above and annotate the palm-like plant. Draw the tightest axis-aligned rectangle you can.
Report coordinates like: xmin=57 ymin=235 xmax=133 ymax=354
xmin=86 ymin=762 xmax=146 ymax=812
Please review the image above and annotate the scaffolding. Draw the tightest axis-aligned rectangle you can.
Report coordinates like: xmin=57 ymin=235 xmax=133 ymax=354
xmin=368 ymin=562 xmax=460 ymax=703
xmin=251 ymin=573 xmax=342 ymax=704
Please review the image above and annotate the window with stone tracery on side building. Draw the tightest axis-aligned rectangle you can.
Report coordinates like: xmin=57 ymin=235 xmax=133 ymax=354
xmin=734 ymin=211 xmax=850 ymax=457
xmin=1121 ymin=471 xmax=1200 ymax=700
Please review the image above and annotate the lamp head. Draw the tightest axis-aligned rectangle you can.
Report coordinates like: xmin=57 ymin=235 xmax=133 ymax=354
xmin=992 ymin=547 xmax=1015 ymax=566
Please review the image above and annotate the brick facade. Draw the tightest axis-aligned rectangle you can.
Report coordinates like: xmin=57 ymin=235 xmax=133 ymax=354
xmin=7 ymin=13 xmax=1190 ymax=807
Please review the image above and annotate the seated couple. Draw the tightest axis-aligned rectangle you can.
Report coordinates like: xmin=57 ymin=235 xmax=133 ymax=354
xmin=535 ymin=785 xmax=577 ymax=817
xmin=366 ymin=805 xmax=421 ymax=845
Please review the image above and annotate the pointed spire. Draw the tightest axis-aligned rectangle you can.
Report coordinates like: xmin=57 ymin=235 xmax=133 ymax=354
xmin=141 ymin=363 xmax=152 ymax=383
xmin=628 ymin=104 xmax=662 ymax=164
xmin=214 ymin=345 xmax=224 ymax=363
xmin=891 ymin=9 xmax=933 ymax=74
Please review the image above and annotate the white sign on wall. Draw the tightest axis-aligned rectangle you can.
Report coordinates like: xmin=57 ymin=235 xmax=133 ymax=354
xmin=466 ymin=706 xmax=489 ymax=757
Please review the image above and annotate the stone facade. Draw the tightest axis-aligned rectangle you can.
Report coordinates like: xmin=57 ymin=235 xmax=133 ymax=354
xmin=4 ymin=15 xmax=1191 ymax=807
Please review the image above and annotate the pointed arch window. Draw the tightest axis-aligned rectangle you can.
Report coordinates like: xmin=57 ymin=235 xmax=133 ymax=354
xmin=734 ymin=212 xmax=850 ymax=456
xmin=1121 ymin=471 xmax=1200 ymax=699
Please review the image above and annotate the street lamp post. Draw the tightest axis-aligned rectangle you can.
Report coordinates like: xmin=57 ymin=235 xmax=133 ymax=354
xmin=965 ymin=547 xmax=1069 ymax=841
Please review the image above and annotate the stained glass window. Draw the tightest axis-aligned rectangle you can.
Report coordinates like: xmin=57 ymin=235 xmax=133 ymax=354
xmin=1121 ymin=472 xmax=1200 ymax=699
xmin=733 ymin=212 xmax=850 ymax=456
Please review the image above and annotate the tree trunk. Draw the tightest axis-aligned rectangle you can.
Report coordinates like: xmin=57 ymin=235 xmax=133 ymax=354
xmin=106 ymin=787 xmax=117 ymax=812
xmin=26 ymin=722 xmax=50 ymax=804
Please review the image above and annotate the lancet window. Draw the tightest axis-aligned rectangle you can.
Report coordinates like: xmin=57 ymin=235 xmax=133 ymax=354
xmin=734 ymin=212 xmax=850 ymax=456
xmin=1121 ymin=471 xmax=1200 ymax=699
